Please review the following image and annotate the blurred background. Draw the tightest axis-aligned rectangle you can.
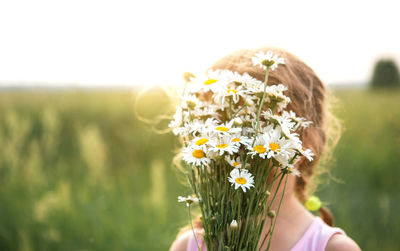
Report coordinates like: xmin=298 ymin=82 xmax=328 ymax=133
xmin=0 ymin=0 xmax=399 ymax=250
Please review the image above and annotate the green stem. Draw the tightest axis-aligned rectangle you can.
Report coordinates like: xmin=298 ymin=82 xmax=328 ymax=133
xmin=200 ymin=165 xmax=212 ymax=245
xmin=238 ymin=158 xmax=263 ymax=248
xmin=251 ymin=67 xmax=270 ymax=147
xmin=258 ymin=170 xmax=284 ymax=251
xmin=233 ymin=190 xmax=241 ymax=249
xmin=229 ymin=97 xmax=233 ymax=119
xmin=266 ymin=174 xmax=289 ymax=250
xmin=189 ymin=205 xmax=201 ymax=251
xmin=232 ymin=104 xmax=246 ymax=118
xmin=242 ymin=67 xmax=270 ymax=169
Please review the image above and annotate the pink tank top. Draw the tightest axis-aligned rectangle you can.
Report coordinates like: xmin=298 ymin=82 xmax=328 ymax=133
xmin=186 ymin=217 xmax=346 ymax=251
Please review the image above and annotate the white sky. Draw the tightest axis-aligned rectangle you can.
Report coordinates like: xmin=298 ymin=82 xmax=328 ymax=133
xmin=0 ymin=0 xmax=399 ymax=87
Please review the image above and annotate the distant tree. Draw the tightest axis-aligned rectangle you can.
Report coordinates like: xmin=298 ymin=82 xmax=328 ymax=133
xmin=370 ymin=58 xmax=400 ymax=88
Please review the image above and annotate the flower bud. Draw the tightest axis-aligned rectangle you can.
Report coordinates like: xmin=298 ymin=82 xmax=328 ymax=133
xmin=233 ymin=117 xmax=243 ymax=126
xmin=267 ymin=210 xmax=276 ymax=218
xmin=244 ymin=98 xmax=254 ymax=106
xmin=177 ymin=195 xmax=199 ymax=207
xmin=230 ymin=220 xmax=238 ymax=229
xmin=186 ymin=100 xmax=196 ymax=109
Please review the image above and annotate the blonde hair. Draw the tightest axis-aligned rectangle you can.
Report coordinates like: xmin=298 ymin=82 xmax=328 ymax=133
xmin=177 ymin=47 xmax=342 ymax=236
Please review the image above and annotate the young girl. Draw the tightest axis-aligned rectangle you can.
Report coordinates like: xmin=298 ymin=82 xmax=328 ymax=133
xmin=170 ymin=47 xmax=361 ymax=251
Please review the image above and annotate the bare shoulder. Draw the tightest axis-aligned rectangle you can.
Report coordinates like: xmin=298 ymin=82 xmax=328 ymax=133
xmin=326 ymin=233 xmax=361 ymax=251
xmin=169 ymin=230 xmax=193 ymax=251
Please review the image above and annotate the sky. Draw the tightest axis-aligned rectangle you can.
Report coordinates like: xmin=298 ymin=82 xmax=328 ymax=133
xmin=0 ymin=0 xmax=399 ymax=87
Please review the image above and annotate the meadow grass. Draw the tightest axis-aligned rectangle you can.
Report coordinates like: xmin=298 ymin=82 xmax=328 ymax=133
xmin=0 ymin=88 xmax=398 ymax=250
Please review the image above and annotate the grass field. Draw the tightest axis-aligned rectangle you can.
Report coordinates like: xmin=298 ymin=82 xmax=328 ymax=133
xmin=0 ymin=88 xmax=399 ymax=250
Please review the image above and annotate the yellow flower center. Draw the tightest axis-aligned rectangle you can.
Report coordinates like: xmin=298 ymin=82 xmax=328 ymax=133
xmin=232 ymin=138 xmax=240 ymax=142
xmin=186 ymin=100 xmax=196 ymax=109
xmin=227 ymin=88 xmax=238 ymax=94
xmin=217 ymin=144 xmax=228 ymax=148
xmin=215 ymin=126 xmax=229 ymax=132
xmin=233 ymin=162 xmax=240 ymax=167
xmin=195 ymin=138 xmax=208 ymax=146
xmin=269 ymin=143 xmax=281 ymax=152
xmin=262 ymin=59 xmax=275 ymax=67
xmin=204 ymin=79 xmax=218 ymax=85
xmin=192 ymin=150 xmax=205 ymax=159
xmin=235 ymin=177 xmax=247 ymax=185
xmin=254 ymin=145 xmax=266 ymax=154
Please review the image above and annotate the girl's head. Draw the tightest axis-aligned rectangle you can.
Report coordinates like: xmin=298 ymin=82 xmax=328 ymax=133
xmin=175 ymin=47 xmax=341 ymax=236
xmin=208 ymin=46 xmax=341 ymax=217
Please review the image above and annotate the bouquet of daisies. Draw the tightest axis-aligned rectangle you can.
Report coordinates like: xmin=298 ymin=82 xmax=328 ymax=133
xmin=170 ymin=51 xmax=314 ymax=251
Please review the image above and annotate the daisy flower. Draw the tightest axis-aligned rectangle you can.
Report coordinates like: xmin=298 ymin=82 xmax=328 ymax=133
xmin=246 ymin=134 xmax=269 ymax=159
xmin=183 ymin=120 xmax=204 ymax=137
xmin=182 ymin=145 xmax=210 ymax=166
xmin=247 ymin=127 xmax=297 ymax=161
xmin=266 ymin=83 xmax=287 ymax=94
xmin=285 ymin=164 xmax=301 ymax=177
xmin=227 ymin=71 xmax=263 ymax=88
xmin=190 ymin=136 xmax=211 ymax=148
xmin=213 ymin=120 xmax=242 ymax=135
xmin=297 ymin=119 xmax=313 ymax=130
xmin=276 ymin=116 xmax=296 ymax=137
xmin=186 ymin=118 xmax=219 ymax=136
xmin=230 ymin=133 xmax=251 ymax=146
xmin=245 ymin=82 xmax=265 ymax=95
xmin=262 ymin=128 xmax=296 ymax=159
xmin=213 ymin=83 xmax=247 ymax=106
xmin=281 ymin=110 xmax=313 ymax=130
xmin=261 ymin=109 xmax=276 ymax=121
xmin=188 ymin=70 xmax=227 ymax=93
xmin=181 ymin=94 xmax=200 ymax=110
xmin=228 ymin=168 xmax=255 ymax=192
xmin=252 ymin=51 xmax=285 ymax=71
xmin=178 ymin=195 xmax=199 ymax=207
xmin=298 ymin=148 xmax=314 ymax=161
xmin=209 ymin=135 xmax=240 ymax=156
xmin=173 ymin=121 xmax=194 ymax=138
xmin=168 ymin=107 xmax=184 ymax=135
xmin=262 ymin=109 xmax=296 ymax=137
xmin=225 ymin=155 xmax=249 ymax=169
xmin=274 ymin=150 xmax=298 ymax=168
xmin=205 ymin=116 xmax=221 ymax=125
xmin=264 ymin=84 xmax=291 ymax=111
xmin=225 ymin=155 xmax=241 ymax=168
